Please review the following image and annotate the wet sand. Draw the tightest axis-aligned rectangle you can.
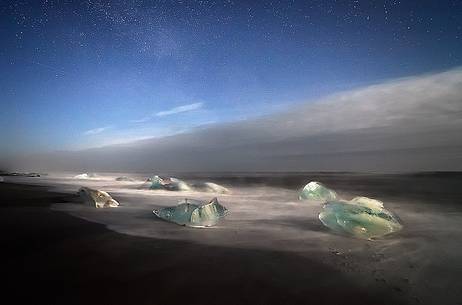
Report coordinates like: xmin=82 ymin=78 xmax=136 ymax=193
xmin=0 ymin=182 xmax=406 ymax=305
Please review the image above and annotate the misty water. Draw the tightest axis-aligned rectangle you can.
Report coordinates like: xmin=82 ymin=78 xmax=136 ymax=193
xmin=3 ymin=172 xmax=462 ymax=303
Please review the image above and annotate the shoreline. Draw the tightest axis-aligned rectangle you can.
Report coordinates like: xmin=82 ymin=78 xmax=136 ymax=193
xmin=0 ymin=181 xmax=409 ymax=305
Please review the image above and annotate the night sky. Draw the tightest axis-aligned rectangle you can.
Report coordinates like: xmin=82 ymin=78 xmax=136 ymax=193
xmin=1 ymin=1 xmax=461 ymax=159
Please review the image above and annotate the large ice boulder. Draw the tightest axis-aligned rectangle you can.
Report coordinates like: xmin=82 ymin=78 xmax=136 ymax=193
xmin=192 ymin=182 xmax=230 ymax=194
xmin=299 ymin=181 xmax=337 ymax=202
xmin=78 ymin=187 xmax=119 ymax=208
xmin=149 ymin=175 xmax=191 ymax=191
xmin=153 ymin=197 xmax=228 ymax=227
xmin=319 ymin=198 xmax=402 ymax=239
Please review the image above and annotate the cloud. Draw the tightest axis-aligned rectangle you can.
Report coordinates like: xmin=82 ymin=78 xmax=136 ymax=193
xmin=7 ymin=68 xmax=462 ymax=172
xmin=83 ymin=126 xmax=112 ymax=135
xmin=130 ymin=102 xmax=204 ymax=123
xmin=130 ymin=116 xmax=153 ymax=123
xmin=155 ymin=102 xmax=203 ymax=117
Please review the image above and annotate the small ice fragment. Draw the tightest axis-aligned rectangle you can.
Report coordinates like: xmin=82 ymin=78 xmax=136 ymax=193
xmin=25 ymin=172 xmax=40 ymax=177
xmin=74 ymin=173 xmax=97 ymax=179
xmin=78 ymin=187 xmax=119 ymax=208
xmin=149 ymin=175 xmax=191 ymax=191
xmin=153 ymin=197 xmax=228 ymax=227
xmin=192 ymin=182 xmax=230 ymax=194
xmin=115 ymin=176 xmax=135 ymax=181
xmin=319 ymin=199 xmax=402 ymax=239
xmin=299 ymin=181 xmax=337 ymax=202
xmin=4 ymin=172 xmax=40 ymax=177
xmin=0 ymin=177 xmax=4 ymax=182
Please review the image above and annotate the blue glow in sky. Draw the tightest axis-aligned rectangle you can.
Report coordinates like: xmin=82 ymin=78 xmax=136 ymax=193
xmin=1 ymin=0 xmax=461 ymax=153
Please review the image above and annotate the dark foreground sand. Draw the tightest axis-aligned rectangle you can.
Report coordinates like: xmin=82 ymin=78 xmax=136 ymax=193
xmin=0 ymin=182 xmax=412 ymax=305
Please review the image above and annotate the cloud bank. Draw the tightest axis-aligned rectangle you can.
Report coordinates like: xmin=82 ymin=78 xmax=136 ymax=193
xmin=5 ymin=69 xmax=462 ymax=172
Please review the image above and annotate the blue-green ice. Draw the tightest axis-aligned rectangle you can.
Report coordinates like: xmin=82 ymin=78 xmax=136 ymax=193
xmin=153 ymin=197 xmax=228 ymax=227
xmin=319 ymin=197 xmax=402 ymax=239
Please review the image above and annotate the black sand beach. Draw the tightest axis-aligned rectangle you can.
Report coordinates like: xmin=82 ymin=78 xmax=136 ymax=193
xmin=2 ymin=172 xmax=462 ymax=305
xmin=0 ymin=181 xmax=407 ymax=305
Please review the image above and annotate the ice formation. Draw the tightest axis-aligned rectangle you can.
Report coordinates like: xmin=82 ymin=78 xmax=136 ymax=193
xmin=0 ymin=177 xmax=4 ymax=182
xmin=153 ymin=197 xmax=228 ymax=227
xmin=319 ymin=198 xmax=402 ymax=239
xmin=74 ymin=173 xmax=97 ymax=179
xmin=147 ymin=175 xmax=230 ymax=193
xmin=3 ymin=172 xmax=41 ymax=177
xmin=149 ymin=175 xmax=191 ymax=191
xmin=78 ymin=187 xmax=119 ymax=208
xmin=192 ymin=182 xmax=230 ymax=194
xmin=299 ymin=181 xmax=337 ymax=202
xmin=115 ymin=176 xmax=135 ymax=181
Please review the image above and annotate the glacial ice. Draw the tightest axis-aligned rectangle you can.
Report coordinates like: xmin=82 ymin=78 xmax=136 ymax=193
xmin=147 ymin=175 xmax=230 ymax=193
xmin=149 ymin=175 xmax=191 ymax=191
xmin=115 ymin=176 xmax=135 ymax=181
xmin=74 ymin=173 xmax=97 ymax=179
xmin=78 ymin=187 xmax=119 ymax=208
xmin=192 ymin=182 xmax=230 ymax=194
xmin=153 ymin=197 xmax=228 ymax=227
xmin=319 ymin=198 xmax=402 ymax=239
xmin=299 ymin=181 xmax=337 ymax=202
xmin=2 ymin=172 xmax=41 ymax=177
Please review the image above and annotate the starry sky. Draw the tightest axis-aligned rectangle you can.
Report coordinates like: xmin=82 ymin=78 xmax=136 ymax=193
xmin=1 ymin=0 xmax=461 ymax=157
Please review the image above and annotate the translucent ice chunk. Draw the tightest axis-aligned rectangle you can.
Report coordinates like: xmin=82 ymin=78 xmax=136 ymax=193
xmin=149 ymin=175 xmax=191 ymax=191
xmin=299 ymin=181 xmax=337 ymax=202
xmin=153 ymin=197 xmax=228 ymax=227
xmin=192 ymin=182 xmax=230 ymax=194
xmin=319 ymin=199 xmax=402 ymax=239
xmin=74 ymin=173 xmax=97 ymax=179
xmin=78 ymin=187 xmax=119 ymax=208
